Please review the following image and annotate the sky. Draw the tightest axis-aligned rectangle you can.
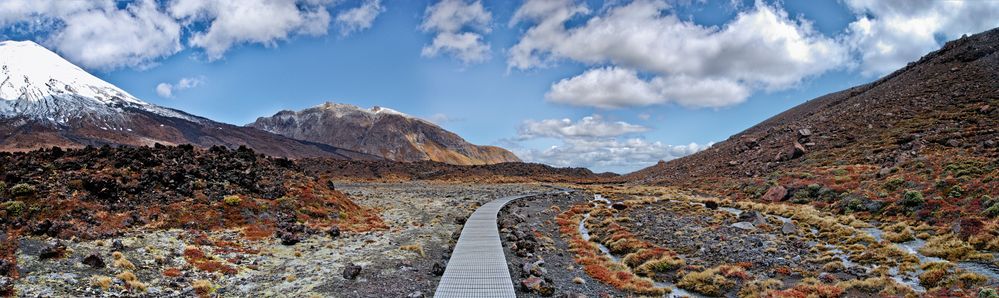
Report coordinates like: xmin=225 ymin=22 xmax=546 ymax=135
xmin=1 ymin=0 xmax=998 ymax=173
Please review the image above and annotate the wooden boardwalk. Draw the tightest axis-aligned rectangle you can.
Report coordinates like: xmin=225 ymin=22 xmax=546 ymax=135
xmin=434 ymin=194 xmax=528 ymax=298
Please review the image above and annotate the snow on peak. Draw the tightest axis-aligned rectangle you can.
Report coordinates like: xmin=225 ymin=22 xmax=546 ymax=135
xmin=0 ymin=40 xmax=195 ymax=124
xmin=315 ymin=102 xmax=411 ymax=118
xmin=0 ymin=40 xmax=143 ymax=105
xmin=370 ymin=106 xmax=407 ymax=116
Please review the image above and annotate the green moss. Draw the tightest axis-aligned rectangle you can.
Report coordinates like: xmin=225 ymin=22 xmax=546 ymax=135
xmin=10 ymin=183 xmax=35 ymax=197
xmin=980 ymin=288 xmax=999 ymax=298
xmin=947 ymin=185 xmax=963 ymax=198
xmin=2 ymin=201 xmax=26 ymax=216
xmin=984 ymin=203 xmax=999 ymax=218
xmin=832 ymin=169 xmax=849 ymax=176
xmin=884 ymin=177 xmax=905 ymax=192
xmin=945 ymin=161 xmax=989 ymax=178
xmin=0 ymin=181 xmax=6 ymax=194
xmin=901 ymin=190 xmax=925 ymax=207
xmin=223 ymin=195 xmax=242 ymax=206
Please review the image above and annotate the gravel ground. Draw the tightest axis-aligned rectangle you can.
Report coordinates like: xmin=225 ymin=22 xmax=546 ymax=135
xmin=499 ymin=190 xmax=623 ymax=297
xmin=13 ymin=182 xmax=553 ymax=297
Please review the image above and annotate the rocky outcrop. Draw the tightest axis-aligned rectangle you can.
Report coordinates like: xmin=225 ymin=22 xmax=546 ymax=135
xmin=248 ymin=102 xmax=521 ymax=165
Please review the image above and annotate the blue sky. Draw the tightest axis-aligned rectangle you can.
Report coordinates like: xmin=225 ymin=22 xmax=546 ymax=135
xmin=2 ymin=0 xmax=997 ymax=173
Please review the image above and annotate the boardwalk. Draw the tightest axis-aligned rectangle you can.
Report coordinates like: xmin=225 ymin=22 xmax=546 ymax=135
xmin=434 ymin=194 xmax=528 ymax=298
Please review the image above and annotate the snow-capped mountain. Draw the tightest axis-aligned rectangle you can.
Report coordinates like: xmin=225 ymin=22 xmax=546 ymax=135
xmin=0 ymin=40 xmax=376 ymax=160
xmin=249 ymin=102 xmax=521 ymax=165
xmin=0 ymin=40 xmax=194 ymax=125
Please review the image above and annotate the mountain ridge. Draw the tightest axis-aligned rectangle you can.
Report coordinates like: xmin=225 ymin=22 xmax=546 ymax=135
xmin=0 ymin=40 xmax=378 ymax=160
xmin=249 ymin=102 xmax=522 ymax=165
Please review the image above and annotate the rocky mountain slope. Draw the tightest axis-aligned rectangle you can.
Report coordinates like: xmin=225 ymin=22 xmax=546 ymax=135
xmin=626 ymin=28 xmax=999 ymax=223
xmin=0 ymin=41 xmax=375 ymax=160
xmin=248 ymin=102 xmax=521 ymax=165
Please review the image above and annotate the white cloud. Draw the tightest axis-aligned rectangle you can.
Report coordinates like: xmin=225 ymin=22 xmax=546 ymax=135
xmin=514 ymin=138 xmax=711 ymax=173
xmin=420 ymin=0 xmax=492 ymax=63
xmin=545 ymin=67 xmax=750 ymax=109
xmin=510 ymin=0 xmax=846 ymax=109
xmin=336 ymin=0 xmax=384 ymax=36
xmin=843 ymin=0 xmax=999 ymax=75
xmin=0 ymin=0 xmax=181 ymax=70
xmin=156 ymin=76 xmax=204 ymax=98
xmin=168 ymin=0 xmax=337 ymax=60
xmin=518 ymin=115 xmax=648 ymax=139
xmin=425 ymin=113 xmax=463 ymax=125
xmin=511 ymin=114 xmax=702 ymax=173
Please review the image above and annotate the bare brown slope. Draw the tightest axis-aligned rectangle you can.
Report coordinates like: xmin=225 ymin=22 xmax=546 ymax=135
xmin=626 ymin=28 xmax=999 ymax=186
xmin=0 ymin=107 xmax=380 ymax=160
xmin=248 ymin=102 xmax=521 ymax=165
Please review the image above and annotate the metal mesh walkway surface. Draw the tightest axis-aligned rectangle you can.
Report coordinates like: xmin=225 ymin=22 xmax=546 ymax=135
xmin=434 ymin=194 xmax=528 ymax=298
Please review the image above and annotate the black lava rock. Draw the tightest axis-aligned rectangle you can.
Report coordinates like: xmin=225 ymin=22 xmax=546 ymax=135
xmin=111 ymin=239 xmax=125 ymax=252
xmin=278 ymin=231 xmax=301 ymax=246
xmin=39 ymin=242 xmax=66 ymax=260
xmin=432 ymin=261 xmax=445 ymax=276
xmin=327 ymin=226 xmax=341 ymax=239
xmin=342 ymin=263 xmax=362 ymax=280
xmin=82 ymin=254 xmax=105 ymax=269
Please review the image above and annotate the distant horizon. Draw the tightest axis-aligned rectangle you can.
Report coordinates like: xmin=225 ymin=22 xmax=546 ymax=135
xmin=2 ymin=0 xmax=998 ymax=173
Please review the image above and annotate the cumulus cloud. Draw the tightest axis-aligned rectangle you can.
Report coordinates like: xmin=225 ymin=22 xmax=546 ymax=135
xmin=843 ymin=0 xmax=999 ymax=75
xmin=0 ymin=0 xmax=181 ymax=70
xmin=518 ymin=115 xmax=648 ymax=139
xmin=546 ymin=67 xmax=750 ymax=109
xmin=514 ymin=138 xmax=711 ymax=173
xmin=420 ymin=0 xmax=492 ymax=63
xmin=510 ymin=115 xmax=705 ymax=172
xmin=168 ymin=0 xmax=337 ymax=60
xmin=155 ymin=76 xmax=204 ymax=98
xmin=336 ymin=0 xmax=384 ymax=36
xmin=510 ymin=0 xmax=846 ymax=109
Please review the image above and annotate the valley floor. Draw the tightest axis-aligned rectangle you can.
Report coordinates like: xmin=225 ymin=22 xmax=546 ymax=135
xmin=12 ymin=182 xmax=999 ymax=297
xmin=13 ymin=182 xmax=552 ymax=297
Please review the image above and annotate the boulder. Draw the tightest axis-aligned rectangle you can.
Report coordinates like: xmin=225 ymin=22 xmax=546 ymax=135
xmin=0 ymin=259 xmax=12 ymax=274
xmin=611 ymin=202 xmax=627 ymax=210
xmin=278 ymin=231 xmax=300 ymax=246
xmin=342 ymin=263 xmax=362 ymax=280
xmin=792 ymin=141 xmax=807 ymax=159
xmin=731 ymin=222 xmax=756 ymax=230
xmin=39 ymin=242 xmax=66 ymax=260
xmin=704 ymin=200 xmax=719 ymax=210
xmin=520 ymin=277 xmax=554 ymax=296
xmin=798 ymin=128 xmax=812 ymax=138
xmin=781 ymin=221 xmax=797 ymax=234
xmin=326 ymin=226 xmax=341 ymax=239
xmin=82 ymin=254 xmax=105 ymax=269
xmin=431 ymin=262 xmax=445 ymax=276
xmin=761 ymin=186 xmax=787 ymax=202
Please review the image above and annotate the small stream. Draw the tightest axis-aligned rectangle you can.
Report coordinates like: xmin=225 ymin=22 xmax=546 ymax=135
xmin=581 ymin=195 xmax=999 ymax=295
xmin=581 ymin=195 xmax=704 ymax=298
xmin=722 ymin=202 xmax=999 ymax=291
